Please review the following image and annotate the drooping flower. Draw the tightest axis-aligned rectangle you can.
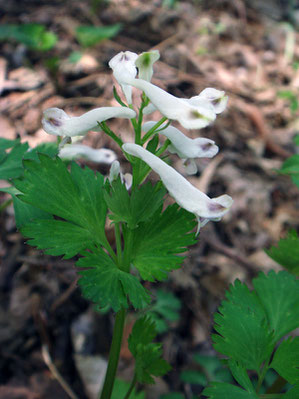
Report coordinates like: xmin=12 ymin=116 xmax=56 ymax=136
xmin=108 ymin=160 xmax=132 ymax=190
xmin=188 ymin=88 xmax=228 ymax=114
xmin=135 ymin=50 xmax=160 ymax=82
xmin=59 ymin=144 xmax=117 ymax=164
xmin=122 ymin=143 xmax=233 ymax=233
xmin=108 ymin=51 xmax=138 ymax=104
xmin=42 ymin=107 xmax=136 ymax=137
xmin=119 ymin=77 xmax=216 ymax=129
xmin=142 ymin=121 xmax=219 ymax=174
xmin=143 ymin=88 xmax=228 ymax=117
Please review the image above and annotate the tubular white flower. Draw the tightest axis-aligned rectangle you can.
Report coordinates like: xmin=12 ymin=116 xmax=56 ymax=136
xmin=135 ymin=50 xmax=160 ymax=82
xmin=108 ymin=160 xmax=132 ymax=190
xmin=42 ymin=107 xmax=136 ymax=137
xmin=191 ymin=88 xmax=228 ymax=114
xmin=142 ymin=122 xmax=219 ymax=159
xmin=59 ymin=144 xmax=116 ymax=164
xmin=143 ymin=88 xmax=228 ymax=117
xmin=108 ymin=51 xmax=138 ymax=104
xmin=122 ymin=143 xmax=233 ymax=233
xmin=120 ymin=78 xmax=216 ymax=129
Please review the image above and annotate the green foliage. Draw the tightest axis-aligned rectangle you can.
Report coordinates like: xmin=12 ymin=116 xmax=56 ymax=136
xmin=0 ymin=138 xmax=29 ymax=179
xmin=24 ymin=142 xmax=58 ymax=161
xmin=76 ymin=249 xmax=151 ymax=312
xmin=111 ymin=378 xmax=145 ymax=399
xmin=278 ymin=154 xmax=299 ymax=188
xmin=148 ymin=289 xmax=181 ymax=333
xmin=266 ymin=230 xmax=299 ymax=275
xmin=128 ymin=316 xmax=171 ymax=384
xmin=202 ymin=382 xmax=259 ymax=399
xmin=206 ymin=271 xmax=299 ymax=399
xmin=0 ymin=186 xmax=51 ymax=229
xmin=252 ymin=271 xmax=299 ymax=341
xmin=129 ymin=204 xmax=197 ymax=281
xmin=278 ymin=90 xmax=298 ymax=114
xmin=284 ymin=385 xmax=299 ymax=399
xmin=160 ymin=394 xmax=185 ymax=399
xmin=75 ymin=24 xmax=122 ymax=47
xmin=104 ymin=179 xmax=166 ymax=229
xmin=0 ymin=23 xmax=57 ymax=50
xmin=13 ymin=155 xmax=108 ymax=258
xmin=212 ymin=279 xmax=274 ymax=372
xmin=270 ymin=337 xmax=299 ymax=384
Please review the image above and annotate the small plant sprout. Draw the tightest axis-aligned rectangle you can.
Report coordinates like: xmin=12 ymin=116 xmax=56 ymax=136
xmin=12 ymin=48 xmax=287 ymax=399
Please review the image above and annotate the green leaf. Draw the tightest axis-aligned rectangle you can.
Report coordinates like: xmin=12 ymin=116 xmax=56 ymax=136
xmin=271 ymin=337 xmax=299 ymax=384
xmin=128 ymin=316 xmax=171 ymax=384
xmin=111 ymin=378 xmax=145 ymax=399
xmin=284 ymin=384 xmax=299 ymax=399
xmin=212 ymin=279 xmax=274 ymax=372
xmin=228 ymin=360 xmax=255 ymax=393
xmin=278 ymin=154 xmax=299 ymax=188
xmin=130 ymin=204 xmax=197 ymax=281
xmin=148 ymin=289 xmax=181 ymax=333
xmin=0 ymin=138 xmax=20 ymax=151
xmin=253 ymin=271 xmax=299 ymax=340
xmin=0 ymin=23 xmax=57 ymax=50
xmin=104 ymin=179 xmax=166 ymax=229
xmin=180 ymin=370 xmax=207 ymax=385
xmin=13 ymin=155 xmax=108 ymax=257
xmin=76 ymin=249 xmax=151 ymax=312
xmin=24 ymin=142 xmax=58 ymax=161
xmin=75 ymin=24 xmax=122 ymax=47
xmin=294 ymin=134 xmax=299 ymax=146
xmin=265 ymin=230 xmax=299 ymax=275
xmin=0 ymin=141 xmax=29 ymax=179
xmin=202 ymin=382 xmax=259 ymax=399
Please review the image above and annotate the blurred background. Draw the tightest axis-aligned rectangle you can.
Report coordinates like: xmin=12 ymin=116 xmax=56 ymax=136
xmin=0 ymin=1 xmax=299 ymax=398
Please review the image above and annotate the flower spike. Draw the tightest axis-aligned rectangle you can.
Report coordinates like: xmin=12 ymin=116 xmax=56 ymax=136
xmin=42 ymin=107 xmax=136 ymax=137
xmin=122 ymin=143 xmax=233 ymax=233
xmin=119 ymin=77 xmax=216 ymax=130
xmin=108 ymin=51 xmax=138 ymax=104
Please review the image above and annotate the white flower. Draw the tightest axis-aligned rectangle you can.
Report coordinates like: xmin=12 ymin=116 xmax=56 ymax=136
xmin=59 ymin=144 xmax=117 ymax=164
xmin=144 ymin=88 xmax=228 ymax=117
xmin=42 ymin=107 xmax=136 ymax=137
xmin=135 ymin=50 xmax=160 ymax=82
xmin=120 ymin=77 xmax=216 ymax=129
xmin=142 ymin=121 xmax=219 ymax=174
xmin=108 ymin=51 xmax=138 ymax=104
xmin=190 ymin=88 xmax=228 ymax=114
xmin=108 ymin=160 xmax=132 ymax=190
xmin=122 ymin=143 xmax=233 ymax=233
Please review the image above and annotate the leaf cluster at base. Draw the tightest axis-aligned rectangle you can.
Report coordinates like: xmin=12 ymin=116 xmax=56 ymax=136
xmin=203 ymin=271 xmax=299 ymax=399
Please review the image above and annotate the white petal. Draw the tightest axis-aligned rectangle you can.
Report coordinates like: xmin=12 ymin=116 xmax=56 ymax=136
xmin=135 ymin=50 xmax=160 ymax=82
xmin=109 ymin=51 xmax=138 ymax=104
xmin=42 ymin=107 xmax=136 ymax=137
xmin=197 ymin=87 xmax=228 ymax=114
xmin=184 ymin=159 xmax=198 ymax=175
xmin=59 ymin=144 xmax=117 ymax=164
xmin=142 ymin=122 xmax=219 ymax=159
xmin=122 ymin=143 xmax=233 ymax=225
xmin=108 ymin=160 xmax=121 ymax=183
xmin=122 ymin=78 xmax=216 ymax=129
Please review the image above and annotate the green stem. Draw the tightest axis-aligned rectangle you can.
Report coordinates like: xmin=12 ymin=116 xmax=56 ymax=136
xmin=99 ymin=308 xmax=126 ymax=399
xmin=99 ymin=122 xmax=123 ymax=149
xmin=123 ymin=374 xmax=137 ymax=399
xmin=122 ymin=228 xmax=134 ymax=273
xmin=256 ymin=360 xmax=270 ymax=394
xmin=114 ymin=223 xmax=123 ymax=267
xmin=141 ymin=117 xmax=167 ymax=144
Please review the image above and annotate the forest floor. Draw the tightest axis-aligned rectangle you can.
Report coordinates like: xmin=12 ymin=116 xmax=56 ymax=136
xmin=0 ymin=1 xmax=299 ymax=398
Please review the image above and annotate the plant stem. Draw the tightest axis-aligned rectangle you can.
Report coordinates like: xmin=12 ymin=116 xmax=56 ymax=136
xmin=123 ymin=373 xmax=137 ymax=399
xmin=141 ymin=117 xmax=168 ymax=144
xmin=256 ymin=360 xmax=270 ymax=394
xmin=0 ymin=198 xmax=13 ymax=212
xmin=114 ymin=223 xmax=123 ymax=266
xmin=99 ymin=122 xmax=123 ymax=149
xmin=99 ymin=308 xmax=126 ymax=399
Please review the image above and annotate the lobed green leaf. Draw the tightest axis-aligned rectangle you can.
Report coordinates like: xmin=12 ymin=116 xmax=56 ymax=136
xmin=202 ymin=382 xmax=259 ymax=399
xmin=271 ymin=337 xmax=299 ymax=384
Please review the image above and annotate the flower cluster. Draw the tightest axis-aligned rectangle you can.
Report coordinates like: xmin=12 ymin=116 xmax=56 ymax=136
xmin=41 ymin=49 xmax=232 ymax=233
